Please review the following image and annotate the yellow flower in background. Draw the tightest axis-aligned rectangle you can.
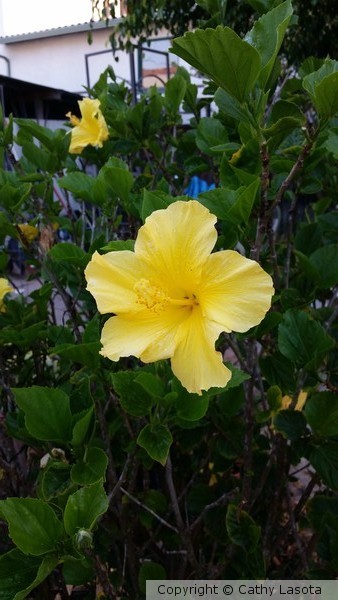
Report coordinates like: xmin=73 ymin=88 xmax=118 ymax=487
xmin=282 ymin=390 xmax=308 ymax=411
xmin=0 ymin=278 xmax=13 ymax=312
xmin=85 ymin=201 xmax=274 ymax=395
xmin=17 ymin=223 xmax=39 ymax=244
xmin=66 ymin=98 xmax=109 ymax=154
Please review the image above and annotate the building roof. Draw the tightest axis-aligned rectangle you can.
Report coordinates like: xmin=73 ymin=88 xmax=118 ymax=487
xmin=0 ymin=18 xmax=118 ymax=45
xmin=0 ymin=74 xmax=82 ymax=118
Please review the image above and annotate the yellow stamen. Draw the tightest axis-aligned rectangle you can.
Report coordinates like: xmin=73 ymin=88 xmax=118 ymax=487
xmin=134 ymin=279 xmax=168 ymax=313
xmin=134 ymin=279 xmax=199 ymax=313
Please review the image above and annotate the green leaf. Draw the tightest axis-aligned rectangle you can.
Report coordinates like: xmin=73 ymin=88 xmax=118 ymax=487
xmin=260 ymin=352 xmax=295 ymax=393
xmin=138 ymin=562 xmax=166 ymax=594
xmin=58 ymin=172 xmax=94 ymax=202
xmin=172 ymin=378 xmax=210 ymax=421
xmin=324 ymin=129 xmax=338 ymax=158
xmin=278 ymin=309 xmax=334 ymax=369
xmin=224 ymin=363 xmax=250 ymax=390
xmin=0 ymin=549 xmax=59 ymax=600
xmin=0 ymin=498 xmax=64 ymax=555
xmin=195 ymin=117 xmax=228 ymax=156
xmin=246 ymin=0 xmax=281 ymax=12
xmin=164 ymin=75 xmax=187 ymax=114
xmin=141 ymin=189 xmax=176 ymax=221
xmin=214 ymin=88 xmax=253 ymax=123
xmin=111 ymin=371 xmax=155 ymax=417
xmin=245 ymin=0 xmax=293 ymax=88
xmin=100 ymin=239 xmax=135 ymax=252
xmin=226 ymin=504 xmax=261 ymax=551
xmin=309 ymin=441 xmax=338 ymax=490
xmin=304 ymin=393 xmax=338 ymax=438
xmin=62 ymin=556 xmax=94 ymax=586
xmin=71 ymin=447 xmax=108 ymax=485
xmin=199 ymin=178 xmax=259 ymax=224
xmin=63 ymin=481 xmax=109 ymax=536
xmin=102 ymin=159 xmax=134 ymax=204
xmin=303 ymin=59 xmax=338 ymax=118
xmin=273 ymin=409 xmax=307 ymax=440
xmin=13 ymin=386 xmax=73 ymax=442
xmin=137 ymin=424 xmax=173 ymax=466
xmin=38 ymin=462 xmax=73 ymax=502
xmin=170 ymin=26 xmax=261 ymax=102
xmin=71 ymin=405 xmax=95 ymax=447
xmin=308 ymin=495 xmax=338 ymax=529
xmin=50 ymin=342 xmax=101 ymax=369
xmin=134 ymin=372 xmax=165 ymax=398
xmin=48 ymin=242 xmax=88 ymax=267
xmin=309 ymin=244 xmax=338 ymax=289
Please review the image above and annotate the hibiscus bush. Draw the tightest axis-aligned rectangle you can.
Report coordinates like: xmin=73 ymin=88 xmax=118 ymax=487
xmin=1 ymin=1 xmax=338 ymax=597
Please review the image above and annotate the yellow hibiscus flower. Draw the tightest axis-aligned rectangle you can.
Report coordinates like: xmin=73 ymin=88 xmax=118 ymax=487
xmin=0 ymin=278 xmax=13 ymax=312
xmin=17 ymin=223 xmax=39 ymax=244
xmin=66 ymin=98 xmax=109 ymax=154
xmin=85 ymin=201 xmax=274 ymax=394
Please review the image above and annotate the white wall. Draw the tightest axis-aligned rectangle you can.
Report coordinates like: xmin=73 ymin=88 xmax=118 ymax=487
xmin=0 ymin=26 xmax=131 ymax=93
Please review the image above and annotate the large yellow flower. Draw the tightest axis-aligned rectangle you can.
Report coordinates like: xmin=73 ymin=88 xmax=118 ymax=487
xmin=0 ymin=278 xmax=13 ymax=312
xmin=66 ymin=98 xmax=109 ymax=154
xmin=85 ymin=201 xmax=274 ymax=394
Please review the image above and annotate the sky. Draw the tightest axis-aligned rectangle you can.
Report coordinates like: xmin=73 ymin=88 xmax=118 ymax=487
xmin=0 ymin=0 xmax=96 ymax=36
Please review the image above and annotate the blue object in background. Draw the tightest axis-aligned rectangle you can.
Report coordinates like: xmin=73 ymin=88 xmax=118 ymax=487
xmin=184 ymin=176 xmax=215 ymax=199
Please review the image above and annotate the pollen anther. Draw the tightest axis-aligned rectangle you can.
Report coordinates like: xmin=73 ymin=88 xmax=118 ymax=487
xmin=134 ymin=279 xmax=168 ymax=313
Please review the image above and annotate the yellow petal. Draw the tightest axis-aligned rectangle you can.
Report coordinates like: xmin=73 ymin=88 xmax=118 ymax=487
xmin=17 ymin=223 xmax=39 ymax=243
xmin=295 ymin=391 xmax=307 ymax=411
xmin=199 ymin=250 xmax=274 ymax=333
xmin=100 ymin=306 xmax=187 ymax=363
xmin=67 ymin=98 xmax=109 ymax=154
xmin=85 ymin=250 xmax=144 ymax=314
xmin=0 ymin=278 xmax=13 ymax=312
xmin=134 ymin=200 xmax=217 ymax=292
xmin=171 ymin=306 xmax=231 ymax=395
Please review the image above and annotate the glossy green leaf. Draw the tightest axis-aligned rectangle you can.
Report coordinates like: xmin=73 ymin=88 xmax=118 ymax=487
xmin=58 ymin=172 xmax=94 ymax=202
xmin=199 ymin=178 xmax=259 ymax=224
xmin=273 ymin=409 xmax=307 ymax=440
xmin=13 ymin=386 xmax=73 ymax=442
xmin=214 ymin=88 xmax=253 ymax=123
xmin=245 ymin=0 xmax=293 ymax=88
xmin=48 ymin=242 xmax=88 ymax=267
xmin=164 ymin=75 xmax=187 ymax=114
xmin=278 ymin=309 xmax=334 ymax=368
xmin=134 ymin=372 xmax=165 ymax=398
xmin=226 ymin=504 xmax=261 ymax=550
xmin=112 ymin=371 xmax=155 ymax=417
xmin=103 ymin=163 xmax=134 ymax=204
xmin=50 ymin=342 xmax=101 ymax=368
xmin=324 ymin=130 xmax=338 ymax=158
xmin=309 ymin=244 xmax=338 ymax=289
xmin=141 ymin=189 xmax=176 ymax=221
xmin=303 ymin=59 xmax=338 ymax=118
xmin=137 ymin=424 xmax=173 ymax=466
xmin=138 ymin=562 xmax=166 ymax=594
xmin=195 ymin=117 xmax=228 ymax=155
xmin=304 ymin=392 xmax=338 ymax=438
xmin=39 ymin=461 xmax=73 ymax=501
xmin=309 ymin=442 xmax=338 ymax=490
xmin=0 ymin=498 xmax=64 ymax=555
xmin=171 ymin=26 xmax=261 ymax=102
xmin=71 ymin=447 xmax=108 ymax=485
xmin=0 ymin=549 xmax=59 ymax=600
xmin=63 ymin=481 xmax=109 ymax=535
xmin=71 ymin=405 xmax=95 ymax=447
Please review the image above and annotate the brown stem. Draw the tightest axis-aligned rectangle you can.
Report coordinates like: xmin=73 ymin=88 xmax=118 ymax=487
xmin=271 ymin=136 xmax=314 ymax=212
xmin=165 ymin=454 xmax=198 ymax=571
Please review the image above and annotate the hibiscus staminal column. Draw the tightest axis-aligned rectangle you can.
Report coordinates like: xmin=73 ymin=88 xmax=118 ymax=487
xmin=85 ymin=200 xmax=274 ymax=395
